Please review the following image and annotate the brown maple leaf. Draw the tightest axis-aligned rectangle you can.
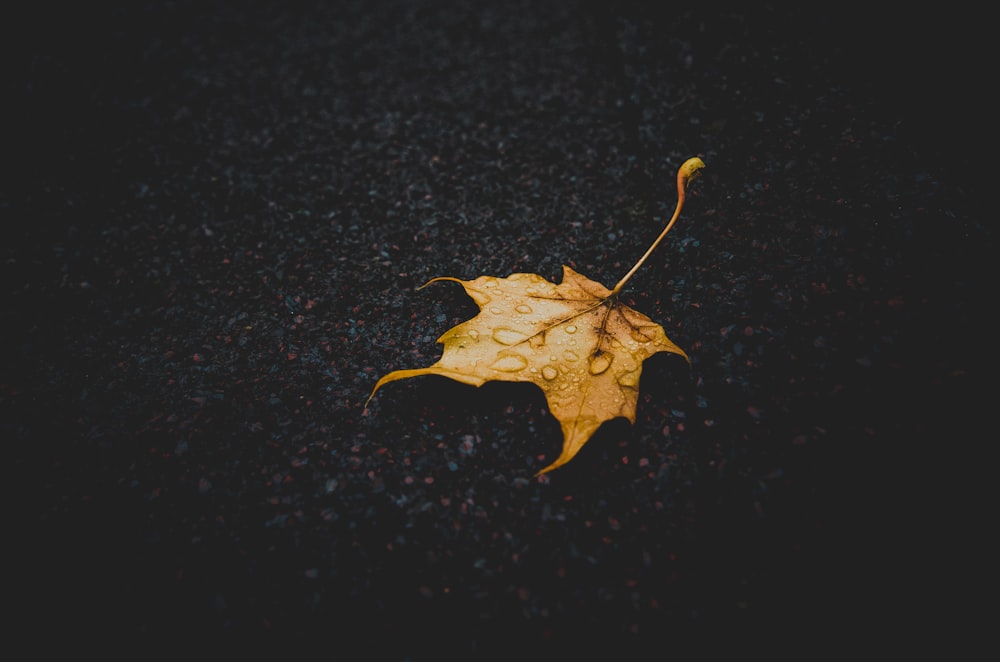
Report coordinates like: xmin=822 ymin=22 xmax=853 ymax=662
xmin=367 ymin=157 xmax=705 ymax=475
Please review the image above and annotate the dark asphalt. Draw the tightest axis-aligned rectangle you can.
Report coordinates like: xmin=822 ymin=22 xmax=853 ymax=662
xmin=2 ymin=1 xmax=991 ymax=657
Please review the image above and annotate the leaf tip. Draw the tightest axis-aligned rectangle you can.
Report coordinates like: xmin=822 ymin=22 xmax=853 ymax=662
xmin=533 ymin=452 xmax=573 ymax=477
xmin=417 ymin=276 xmax=462 ymax=291
xmin=363 ymin=386 xmax=379 ymax=411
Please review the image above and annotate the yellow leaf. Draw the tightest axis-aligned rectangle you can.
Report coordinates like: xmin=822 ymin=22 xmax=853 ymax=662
xmin=368 ymin=267 xmax=688 ymax=474
xmin=367 ymin=157 xmax=705 ymax=475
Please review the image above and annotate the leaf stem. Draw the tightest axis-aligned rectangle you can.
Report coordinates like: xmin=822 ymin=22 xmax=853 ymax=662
xmin=610 ymin=157 xmax=705 ymax=296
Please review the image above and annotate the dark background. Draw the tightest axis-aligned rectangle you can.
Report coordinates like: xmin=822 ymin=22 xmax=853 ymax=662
xmin=2 ymin=1 xmax=991 ymax=657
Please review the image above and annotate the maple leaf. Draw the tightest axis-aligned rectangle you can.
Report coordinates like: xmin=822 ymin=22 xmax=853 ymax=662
xmin=368 ymin=157 xmax=705 ymax=475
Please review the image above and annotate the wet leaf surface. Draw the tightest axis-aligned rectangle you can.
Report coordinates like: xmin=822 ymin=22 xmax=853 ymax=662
xmin=369 ymin=267 xmax=689 ymax=473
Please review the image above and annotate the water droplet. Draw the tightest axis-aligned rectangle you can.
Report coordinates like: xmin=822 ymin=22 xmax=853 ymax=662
xmin=617 ymin=370 xmax=640 ymax=387
xmin=467 ymin=329 xmax=480 ymax=339
xmin=515 ymin=304 xmax=532 ymax=314
xmin=565 ymin=325 xmax=577 ymax=334
xmin=492 ymin=327 xmax=527 ymax=345
xmin=528 ymin=334 xmax=545 ymax=349
xmin=563 ymin=350 xmax=579 ymax=362
xmin=490 ymin=307 xmax=504 ymax=315
xmin=589 ymin=353 xmax=612 ymax=375
xmin=629 ymin=327 xmax=655 ymax=343
xmin=490 ymin=354 xmax=528 ymax=372
xmin=541 ymin=365 xmax=558 ymax=380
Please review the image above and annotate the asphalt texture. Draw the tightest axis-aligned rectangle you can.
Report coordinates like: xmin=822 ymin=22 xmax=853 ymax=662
xmin=3 ymin=1 xmax=992 ymax=657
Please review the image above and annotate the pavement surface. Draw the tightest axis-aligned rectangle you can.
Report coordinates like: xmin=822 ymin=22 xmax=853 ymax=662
xmin=3 ymin=1 xmax=991 ymax=657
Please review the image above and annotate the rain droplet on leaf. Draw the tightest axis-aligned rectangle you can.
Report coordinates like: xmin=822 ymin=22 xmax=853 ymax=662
xmin=617 ymin=370 xmax=640 ymax=388
xmin=490 ymin=354 xmax=528 ymax=372
xmin=492 ymin=327 xmax=527 ymax=345
xmin=589 ymin=353 xmax=612 ymax=375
